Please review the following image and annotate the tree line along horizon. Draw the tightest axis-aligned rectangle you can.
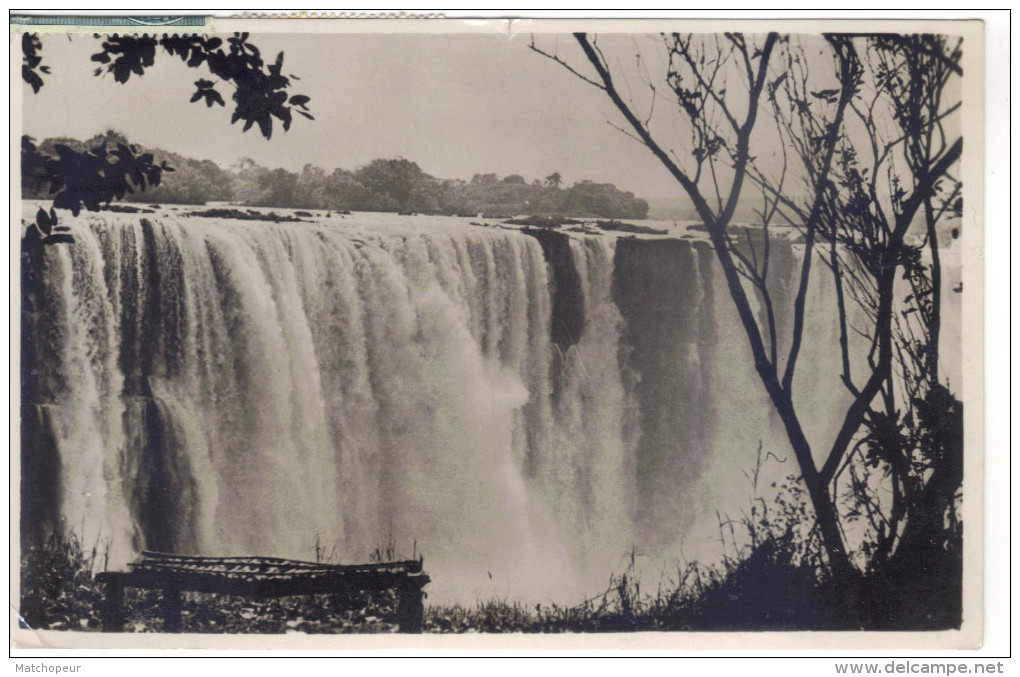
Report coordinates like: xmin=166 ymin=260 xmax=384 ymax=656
xmin=21 ymin=130 xmax=651 ymax=220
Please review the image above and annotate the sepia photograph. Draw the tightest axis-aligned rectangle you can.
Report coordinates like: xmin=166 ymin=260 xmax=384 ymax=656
xmin=11 ymin=14 xmax=987 ymax=651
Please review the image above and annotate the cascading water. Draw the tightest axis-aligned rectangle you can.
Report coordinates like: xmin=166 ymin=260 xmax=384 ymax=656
xmin=19 ymin=206 xmax=961 ymax=603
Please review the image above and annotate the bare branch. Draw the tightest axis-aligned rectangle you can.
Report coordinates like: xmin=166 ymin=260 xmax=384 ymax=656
xmin=782 ymin=36 xmax=861 ymax=393
xmin=529 ymin=36 xmax=606 ymax=90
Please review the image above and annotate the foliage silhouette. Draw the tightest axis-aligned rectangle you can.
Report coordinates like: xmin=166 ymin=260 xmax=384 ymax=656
xmin=20 ymin=31 xmax=311 ymax=243
xmin=22 ymin=135 xmax=172 ymax=217
xmin=21 ymin=33 xmax=49 ymax=94
xmin=90 ymin=32 xmax=313 ymax=139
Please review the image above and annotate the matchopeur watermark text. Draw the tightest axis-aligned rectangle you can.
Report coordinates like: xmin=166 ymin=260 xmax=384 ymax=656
xmin=14 ymin=665 xmax=83 ymax=673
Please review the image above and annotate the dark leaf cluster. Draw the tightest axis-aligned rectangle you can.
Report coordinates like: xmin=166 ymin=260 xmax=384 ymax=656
xmin=27 ymin=206 xmax=75 ymax=245
xmin=21 ymin=135 xmax=172 ymax=241
xmin=90 ymin=32 xmax=313 ymax=139
xmin=21 ymin=33 xmax=50 ymax=93
xmin=861 ymin=410 xmax=909 ymax=475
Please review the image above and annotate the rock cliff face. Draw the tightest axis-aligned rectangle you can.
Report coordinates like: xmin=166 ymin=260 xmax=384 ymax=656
xmin=613 ymin=238 xmax=720 ymax=544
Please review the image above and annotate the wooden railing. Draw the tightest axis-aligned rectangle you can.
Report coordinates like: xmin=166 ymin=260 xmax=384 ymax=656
xmin=94 ymin=550 xmax=430 ymax=633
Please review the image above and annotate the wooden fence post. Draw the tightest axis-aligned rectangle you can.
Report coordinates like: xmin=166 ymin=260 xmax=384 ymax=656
xmin=162 ymin=588 xmax=183 ymax=633
xmin=97 ymin=574 xmax=125 ymax=632
xmin=396 ymin=578 xmax=425 ymax=633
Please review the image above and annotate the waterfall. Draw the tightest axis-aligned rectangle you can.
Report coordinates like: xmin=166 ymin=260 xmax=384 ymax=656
xmin=19 ymin=209 xmax=961 ymax=603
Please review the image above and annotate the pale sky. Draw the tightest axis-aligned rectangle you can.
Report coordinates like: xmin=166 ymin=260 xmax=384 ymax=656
xmin=21 ymin=32 xmax=692 ymax=199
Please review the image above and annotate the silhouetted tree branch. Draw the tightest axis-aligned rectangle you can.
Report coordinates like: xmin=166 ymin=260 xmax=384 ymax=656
xmin=89 ymin=32 xmax=313 ymax=139
xmin=535 ymin=31 xmax=964 ymax=596
xmin=20 ymin=31 xmax=313 ymax=244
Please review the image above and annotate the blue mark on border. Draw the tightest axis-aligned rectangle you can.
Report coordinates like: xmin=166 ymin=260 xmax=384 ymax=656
xmin=11 ymin=15 xmax=207 ymax=27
